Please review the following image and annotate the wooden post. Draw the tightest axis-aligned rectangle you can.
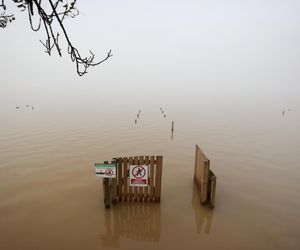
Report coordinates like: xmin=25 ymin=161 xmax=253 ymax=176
xmin=111 ymin=160 xmax=118 ymax=205
xmin=103 ymin=161 xmax=111 ymax=208
xmin=103 ymin=178 xmax=110 ymax=208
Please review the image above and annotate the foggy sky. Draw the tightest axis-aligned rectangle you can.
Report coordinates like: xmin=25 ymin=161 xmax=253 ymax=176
xmin=1 ymin=0 xmax=299 ymax=109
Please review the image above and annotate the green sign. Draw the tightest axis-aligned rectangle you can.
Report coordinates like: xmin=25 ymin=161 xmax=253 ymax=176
xmin=95 ymin=163 xmax=116 ymax=178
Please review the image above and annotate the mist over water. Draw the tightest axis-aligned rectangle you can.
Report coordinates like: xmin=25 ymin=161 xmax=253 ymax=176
xmin=1 ymin=0 xmax=300 ymax=249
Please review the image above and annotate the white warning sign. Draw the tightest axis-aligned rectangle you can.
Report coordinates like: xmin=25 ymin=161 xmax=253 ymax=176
xmin=129 ymin=165 xmax=149 ymax=187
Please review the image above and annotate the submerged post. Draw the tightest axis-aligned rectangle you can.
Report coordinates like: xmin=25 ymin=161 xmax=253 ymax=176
xmin=103 ymin=178 xmax=110 ymax=208
xmin=103 ymin=161 xmax=111 ymax=208
xmin=95 ymin=161 xmax=117 ymax=208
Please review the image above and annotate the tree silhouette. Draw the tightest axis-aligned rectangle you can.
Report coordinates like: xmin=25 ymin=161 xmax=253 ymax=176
xmin=0 ymin=0 xmax=112 ymax=76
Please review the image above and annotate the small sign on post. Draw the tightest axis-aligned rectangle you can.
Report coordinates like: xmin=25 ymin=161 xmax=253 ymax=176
xmin=129 ymin=165 xmax=149 ymax=187
xmin=95 ymin=163 xmax=116 ymax=178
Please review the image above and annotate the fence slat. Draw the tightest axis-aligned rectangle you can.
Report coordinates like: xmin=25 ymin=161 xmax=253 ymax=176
xmin=133 ymin=156 xmax=139 ymax=202
xmin=209 ymin=175 xmax=217 ymax=208
xmin=117 ymin=158 xmax=123 ymax=201
xmin=149 ymin=156 xmax=155 ymax=202
xmin=123 ymin=157 xmax=128 ymax=202
xmin=200 ymin=159 xmax=210 ymax=204
xmin=138 ymin=156 xmax=144 ymax=202
xmin=111 ymin=175 xmax=117 ymax=204
xmin=128 ymin=157 xmax=134 ymax=202
xmin=144 ymin=156 xmax=150 ymax=202
xmin=155 ymin=156 xmax=163 ymax=202
xmin=194 ymin=145 xmax=199 ymax=181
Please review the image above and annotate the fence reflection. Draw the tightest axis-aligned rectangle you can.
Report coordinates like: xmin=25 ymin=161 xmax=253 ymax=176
xmin=191 ymin=182 xmax=214 ymax=234
xmin=101 ymin=203 xmax=161 ymax=247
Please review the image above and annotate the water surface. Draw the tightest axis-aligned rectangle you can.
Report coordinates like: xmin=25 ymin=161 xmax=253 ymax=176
xmin=0 ymin=97 xmax=299 ymax=250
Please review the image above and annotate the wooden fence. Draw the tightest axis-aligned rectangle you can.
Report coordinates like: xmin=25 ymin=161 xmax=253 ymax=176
xmin=194 ymin=145 xmax=217 ymax=208
xmin=103 ymin=156 xmax=163 ymax=207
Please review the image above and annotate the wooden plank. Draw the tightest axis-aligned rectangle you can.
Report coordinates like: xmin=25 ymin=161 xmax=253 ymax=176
xmin=144 ymin=156 xmax=150 ymax=202
xmin=149 ymin=156 xmax=155 ymax=202
xmin=128 ymin=157 xmax=134 ymax=202
xmin=155 ymin=156 xmax=163 ymax=202
xmin=123 ymin=157 xmax=128 ymax=202
xmin=200 ymin=159 xmax=210 ymax=204
xmin=138 ymin=156 xmax=144 ymax=202
xmin=111 ymin=175 xmax=117 ymax=204
xmin=117 ymin=158 xmax=123 ymax=201
xmin=194 ymin=145 xmax=202 ymax=190
xmin=194 ymin=144 xmax=199 ymax=178
xmin=115 ymin=159 xmax=119 ymax=199
xmin=133 ymin=156 xmax=139 ymax=202
xmin=199 ymin=148 xmax=204 ymax=188
xmin=209 ymin=174 xmax=217 ymax=208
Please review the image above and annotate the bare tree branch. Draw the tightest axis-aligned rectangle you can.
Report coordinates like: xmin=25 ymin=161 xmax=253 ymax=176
xmin=1 ymin=0 xmax=112 ymax=76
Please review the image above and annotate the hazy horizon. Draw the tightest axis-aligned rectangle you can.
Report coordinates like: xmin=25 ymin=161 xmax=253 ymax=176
xmin=1 ymin=0 xmax=299 ymax=110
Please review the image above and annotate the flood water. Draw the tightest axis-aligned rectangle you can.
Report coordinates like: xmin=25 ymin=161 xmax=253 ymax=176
xmin=0 ymin=95 xmax=299 ymax=250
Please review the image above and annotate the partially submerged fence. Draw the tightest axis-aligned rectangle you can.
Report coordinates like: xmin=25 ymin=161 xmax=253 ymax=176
xmin=97 ymin=147 xmax=216 ymax=209
xmin=98 ymin=156 xmax=163 ymax=208
xmin=194 ymin=145 xmax=217 ymax=208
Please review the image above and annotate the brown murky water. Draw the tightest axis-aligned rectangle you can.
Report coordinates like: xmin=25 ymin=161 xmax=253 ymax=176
xmin=0 ymin=98 xmax=299 ymax=250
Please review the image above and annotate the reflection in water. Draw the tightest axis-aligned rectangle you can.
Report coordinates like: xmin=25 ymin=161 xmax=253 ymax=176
xmin=191 ymin=183 xmax=214 ymax=234
xmin=101 ymin=203 xmax=161 ymax=247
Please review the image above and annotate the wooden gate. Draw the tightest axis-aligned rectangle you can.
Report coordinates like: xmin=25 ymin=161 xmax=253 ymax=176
xmin=103 ymin=156 xmax=163 ymax=207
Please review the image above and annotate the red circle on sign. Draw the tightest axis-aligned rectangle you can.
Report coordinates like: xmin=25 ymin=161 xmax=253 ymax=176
xmin=132 ymin=166 xmax=146 ymax=179
xmin=105 ymin=169 xmax=113 ymax=176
